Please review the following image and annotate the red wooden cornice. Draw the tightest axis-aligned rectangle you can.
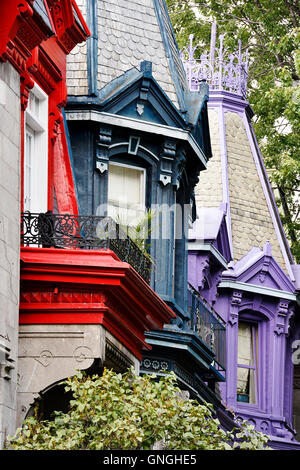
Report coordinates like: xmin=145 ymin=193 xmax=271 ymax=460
xmin=0 ymin=1 xmax=90 ymax=69
xmin=20 ymin=247 xmax=176 ymax=360
xmin=0 ymin=1 xmax=54 ymax=73
xmin=47 ymin=0 xmax=90 ymax=54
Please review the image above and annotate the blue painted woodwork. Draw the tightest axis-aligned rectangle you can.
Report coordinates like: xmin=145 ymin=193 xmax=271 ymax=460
xmin=65 ymin=0 xmax=218 ymax=410
xmin=66 ymin=61 xmax=210 ymax=317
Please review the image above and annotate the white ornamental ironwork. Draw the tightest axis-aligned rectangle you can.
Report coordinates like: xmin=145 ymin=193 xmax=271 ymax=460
xmin=180 ymin=30 xmax=249 ymax=99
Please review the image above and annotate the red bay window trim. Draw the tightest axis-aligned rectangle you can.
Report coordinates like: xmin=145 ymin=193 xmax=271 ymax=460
xmin=20 ymin=247 xmax=176 ymax=359
xmin=53 ymin=121 xmax=79 ymax=214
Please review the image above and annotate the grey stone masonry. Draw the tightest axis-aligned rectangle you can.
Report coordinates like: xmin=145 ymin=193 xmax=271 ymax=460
xmin=0 ymin=62 xmax=21 ymax=449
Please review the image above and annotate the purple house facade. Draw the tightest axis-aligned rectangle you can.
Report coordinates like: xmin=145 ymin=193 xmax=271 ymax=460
xmin=184 ymin=30 xmax=300 ymax=449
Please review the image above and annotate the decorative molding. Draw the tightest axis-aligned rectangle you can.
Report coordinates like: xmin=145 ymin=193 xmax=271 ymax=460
xmin=228 ymin=290 xmax=242 ymax=326
xmin=159 ymin=138 xmax=177 ymax=186
xmin=141 ymin=357 xmax=170 ymax=372
xmin=49 ymin=105 xmax=63 ymax=143
xmin=196 ymin=256 xmax=211 ymax=291
xmin=20 ymin=290 xmax=106 ymax=305
xmin=259 ymin=258 xmax=271 ymax=284
xmin=0 ymin=343 xmax=15 ymax=381
xmin=159 ymin=174 xmax=171 ymax=186
xmin=35 ymin=349 xmax=53 ymax=367
xmin=136 ymin=102 xmax=144 ymax=116
xmin=48 ymin=0 xmax=90 ymax=54
xmin=27 ymin=46 xmax=63 ymax=95
xmin=105 ymin=339 xmax=134 ymax=372
xmin=20 ymin=70 xmax=34 ymax=111
xmin=139 ymin=77 xmax=151 ymax=102
xmin=275 ymin=299 xmax=290 ymax=336
xmin=73 ymin=346 xmax=93 ymax=363
xmin=65 ymin=109 xmax=207 ymax=169
xmin=96 ymin=161 xmax=108 ymax=173
xmin=0 ymin=1 xmax=54 ymax=72
xmin=96 ymin=125 xmax=112 ymax=172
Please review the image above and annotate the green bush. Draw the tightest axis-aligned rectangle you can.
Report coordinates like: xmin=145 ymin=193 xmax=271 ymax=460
xmin=8 ymin=368 xmax=270 ymax=450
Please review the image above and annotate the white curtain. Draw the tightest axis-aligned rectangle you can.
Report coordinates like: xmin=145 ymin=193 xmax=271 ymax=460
xmin=108 ymin=164 xmax=145 ymax=225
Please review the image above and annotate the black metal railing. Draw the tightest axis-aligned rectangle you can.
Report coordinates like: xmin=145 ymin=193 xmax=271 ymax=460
xmin=187 ymin=283 xmax=226 ymax=373
xmin=21 ymin=211 xmax=152 ymax=284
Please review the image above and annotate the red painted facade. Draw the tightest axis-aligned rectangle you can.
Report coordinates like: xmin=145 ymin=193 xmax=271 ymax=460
xmin=0 ymin=0 xmax=90 ymax=215
xmin=1 ymin=0 xmax=176 ymax=362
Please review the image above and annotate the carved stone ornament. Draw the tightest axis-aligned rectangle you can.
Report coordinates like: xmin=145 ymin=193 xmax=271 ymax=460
xmin=136 ymin=102 xmax=144 ymax=116
xmin=35 ymin=349 xmax=53 ymax=367
xmin=159 ymin=174 xmax=171 ymax=186
xmin=0 ymin=343 xmax=15 ymax=380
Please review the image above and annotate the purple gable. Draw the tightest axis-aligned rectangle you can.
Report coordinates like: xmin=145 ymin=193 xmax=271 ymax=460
xmin=222 ymin=242 xmax=296 ymax=293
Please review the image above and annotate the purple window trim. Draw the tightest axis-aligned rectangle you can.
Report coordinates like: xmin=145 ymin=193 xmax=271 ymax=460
xmin=233 ymin=310 xmax=270 ymax=415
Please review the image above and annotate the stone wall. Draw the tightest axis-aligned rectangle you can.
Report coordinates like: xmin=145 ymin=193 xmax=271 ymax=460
xmin=0 ymin=61 xmax=21 ymax=448
xmin=17 ymin=324 xmax=140 ymax=427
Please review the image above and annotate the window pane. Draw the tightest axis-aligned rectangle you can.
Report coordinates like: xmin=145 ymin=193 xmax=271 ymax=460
xmin=237 ymin=322 xmax=258 ymax=404
xmin=238 ymin=322 xmax=253 ymax=366
xmin=237 ymin=367 xmax=256 ymax=404
xmin=108 ymin=164 xmax=145 ymax=225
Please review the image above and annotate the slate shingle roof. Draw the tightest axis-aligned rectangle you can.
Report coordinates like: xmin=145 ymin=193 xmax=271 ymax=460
xmin=67 ymin=0 xmax=189 ymax=111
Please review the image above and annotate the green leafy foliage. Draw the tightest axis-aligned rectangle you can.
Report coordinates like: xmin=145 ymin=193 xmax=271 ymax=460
xmin=7 ymin=368 xmax=270 ymax=450
xmin=167 ymin=0 xmax=300 ymax=261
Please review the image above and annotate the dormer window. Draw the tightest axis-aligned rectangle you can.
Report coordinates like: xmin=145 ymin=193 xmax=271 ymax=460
xmin=237 ymin=322 xmax=258 ymax=404
xmin=108 ymin=162 xmax=146 ymax=226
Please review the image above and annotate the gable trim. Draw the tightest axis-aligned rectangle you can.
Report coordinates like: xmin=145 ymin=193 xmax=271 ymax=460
xmin=242 ymin=113 xmax=294 ymax=281
xmin=219 ymin=280 xmax=297 ymax=302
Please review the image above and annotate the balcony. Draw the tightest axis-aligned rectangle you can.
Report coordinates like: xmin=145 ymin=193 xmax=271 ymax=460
xmin=187 ymin=283 xmax=226 ymax=376
xmin=20 ymin=211 xmax=152 ymax=284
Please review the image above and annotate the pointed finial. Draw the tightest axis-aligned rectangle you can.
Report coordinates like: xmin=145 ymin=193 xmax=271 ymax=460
xmin=209 ymin=21 xmax=217 ymax=67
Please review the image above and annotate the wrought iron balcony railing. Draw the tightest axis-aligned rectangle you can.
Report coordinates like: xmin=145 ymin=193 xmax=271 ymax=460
xmin=21 ymin=211 xmax=152 ymax=284
xmin=187 ymin=283 xmax=226 ymax=374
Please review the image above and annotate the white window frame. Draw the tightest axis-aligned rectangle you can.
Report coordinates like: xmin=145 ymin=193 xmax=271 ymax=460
xmin=24 ymin=82 xmax=48 ymax=213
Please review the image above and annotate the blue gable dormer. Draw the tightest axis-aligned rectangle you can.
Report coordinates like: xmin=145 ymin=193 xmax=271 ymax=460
xmin=65 ymin=59 xmax=211 ymax=319
xmin=99 ymin=62 xmax=187 ymax=129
